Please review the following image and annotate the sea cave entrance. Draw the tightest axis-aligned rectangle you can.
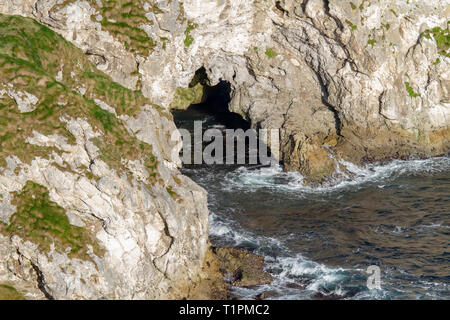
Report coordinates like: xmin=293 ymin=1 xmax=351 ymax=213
xmin=171 ymin=68 xmax=274 ymax=168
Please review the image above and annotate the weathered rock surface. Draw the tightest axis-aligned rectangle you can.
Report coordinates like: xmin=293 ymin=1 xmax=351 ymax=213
xmin=3 ymin=0 xmax=448 ymax=184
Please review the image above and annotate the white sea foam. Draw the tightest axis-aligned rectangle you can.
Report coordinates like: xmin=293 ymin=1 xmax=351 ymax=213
xmin=209 ymin=212 xmax=370 ymax=299
xmin=416 ymin=223 xmax=450 ymax=230
xmin=209 ymin=212 xmax=284 ymax=249
xmin=221 ymin=156 xmax=450 ymax=194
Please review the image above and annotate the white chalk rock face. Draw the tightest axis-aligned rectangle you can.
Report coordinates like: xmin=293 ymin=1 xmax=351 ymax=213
xmin=0 ymin=116 xmax=210 ymax=299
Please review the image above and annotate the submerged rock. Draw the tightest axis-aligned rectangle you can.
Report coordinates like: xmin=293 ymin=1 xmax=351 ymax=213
xmin=254 ymin=290 xmax=278 ymax=300
xmin=312 ymin=288 xmax=359 ymax=300
xmin=285 ymin=282 xmax=306 ymax=290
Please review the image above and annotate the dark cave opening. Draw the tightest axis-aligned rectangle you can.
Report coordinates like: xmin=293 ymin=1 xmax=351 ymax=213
xmin=171 ymin=68 xmax=274 ymax=168
xmin=174 ymin=67 xmax=250 ymax=130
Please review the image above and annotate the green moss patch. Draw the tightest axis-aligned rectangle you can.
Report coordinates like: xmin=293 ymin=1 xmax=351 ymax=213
xmin=404 ymin=82 xmax=420 ymax=98
xmin=0 ymin=14 xmax=159 ymax=181
xmin=421 ymin=25 xmax=450 ymax=57
xmin=184 ymin=21 xmax=198 ymax=47
xmin=51 ymin=0 xmax=157 ymax=56
xmin=265 ymin=48 xmax=278 ymax=58
xmin=345 ymin=19 xmax=358 ymax=30
xmin=169 ymin=83 xmax=204 ymax=110
xmin=0 ymin=182 xmax=104 ymax=261
xmin=367 ymin=38 xmax=376 ymax=47
xmin=0 ymin=284 xmax=26 ymax=300
xmin=166 ymin=186 xmax=178 ymax=199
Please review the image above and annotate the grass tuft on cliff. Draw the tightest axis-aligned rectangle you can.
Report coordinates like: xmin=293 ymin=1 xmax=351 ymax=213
xmin=421 ymin=25 xmax=450 ymax=58
xmin=0 ymin=14 xmax=168 ymax=259
xmin=404 ymin=82 xmax=420 ymax=98
xmin=0 ymin=182 xmax=104 ymax=261
xmin=184 ymin=21 xmax=198 ymax=47
xmin=51 ymin=0 xmax=158 ymax=56
xmin=0 ymin=14 xmax=160 ymax=179
xmin=265 ymin=48 xmax=278 ymax=58
xmin=0 ymin=284 xmax=26 ymax=300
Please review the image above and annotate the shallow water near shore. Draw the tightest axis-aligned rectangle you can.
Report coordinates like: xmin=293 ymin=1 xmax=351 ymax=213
xmin=173 ymin=106 xmax=450 ymax=300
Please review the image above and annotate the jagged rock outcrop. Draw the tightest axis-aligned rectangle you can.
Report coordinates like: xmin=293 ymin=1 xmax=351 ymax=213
xmin=2 ymin=0 xmax=448 ymax=184
xmin=0 ymin=14 xmax=223 ymax=299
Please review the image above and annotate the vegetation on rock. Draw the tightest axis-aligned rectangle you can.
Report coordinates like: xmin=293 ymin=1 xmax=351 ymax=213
xmin=0 ymin=284 xmax=26 ymax=300
xmin=169 ymin=68 xmax=209 ymax=109
xmin=345 ymin=19 xmax=358 ymax=30
xmin=367 ymin=38 xmax=377 ymax=47
xmin=265 ymin=48 xmax=278 ymax=58
xmin=404 ymin=81 xmax=420 ymax=98
xmin=0 ymin=14 xmax=160 ymax=181
xmin=169 ymin=83 xmax=204 ymax=110
xmin=0 ymin=182 xmax=104 ymax=261
xmin=421 ymin=25 xmax=450 ymax=57
xmin=51 ymin=0 xmax=159 ymax=56
xmin=184 ymin=21 xmax=198 ymax=47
